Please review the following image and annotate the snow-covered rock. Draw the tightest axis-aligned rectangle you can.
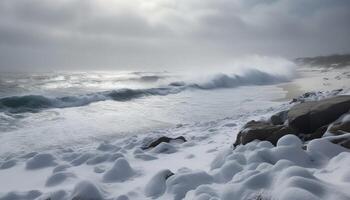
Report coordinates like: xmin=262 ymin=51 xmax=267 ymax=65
xmin=144 ymin=169 xmax=174 ymax=198
xmin=25 ymin=153 xmax=57 ymax=170
xmin=45 ymin=172 xmax=76 ymax=187
xmin=102 ymin=158 xmax=135 ymax=182
xmin=70 ymin=180 xmax=103 ymax=200
xmin=166 ymin=170 xmax=214 ymax=200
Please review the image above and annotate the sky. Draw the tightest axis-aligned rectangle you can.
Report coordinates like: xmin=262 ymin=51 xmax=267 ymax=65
xmin=0 ymin=0 xmax=350 ymax=71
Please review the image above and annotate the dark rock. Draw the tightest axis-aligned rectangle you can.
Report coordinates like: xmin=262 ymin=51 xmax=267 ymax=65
xmin=289 ymin=89 xmax=343 ymax=104
xmin=333 ymin=139 xmax=350 ymax=149
xmin=265 ymin=126 xmax=297 ymax=145
xmin=142 ymin=136 xmax=187 ymax=150
xmin=290 ymin=92 xmax=318 ymax=103
xmin=165 ymin=171 xmax=175 ymax=180
xmin=328 ymin=118 xmax=350 ymax=135
xmin=288 ymin=95 xmax=350 ymax=134
xmin=233 ymin=120 xmax=297 ymax=147
xmin=327 ymin=115 xmax=350 ymax=149
xmin=303 ymin=125 xmax=328 ymax=141
xmin=270 ymin=110 xmax=288 ymax=125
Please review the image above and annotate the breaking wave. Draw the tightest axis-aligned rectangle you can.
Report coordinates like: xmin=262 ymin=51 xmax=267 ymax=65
xmin=0 ymin=69 xmax=294 ymax=113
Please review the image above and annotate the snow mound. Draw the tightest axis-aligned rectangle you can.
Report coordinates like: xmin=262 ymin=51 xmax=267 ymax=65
xmin=144 ymin=169 xmax=174 ymax=198
xmin=37 ymin=190 xmax=67 ymax=200
xmin=70 ymin=180 xmax=103 ymax=200
xmin=186 ymin=134 xmax=350 ymax=200
xmin=0 ymin=190 xmax=42 ymax=200
xmin=115 ymin=195 xmax=129 ymax=200
xmin=45 ymin=172 xmax=76 ymax=187
xmin=0 ymin=159 xmax=17 ymax=169
xmin=70 ymin=153 xmax=94 ymax=166
xmin=52 ymin=164 xmax=71 ymax=173
xmin=134 ymin=153 xmax=158 ymax=161
xmin=151 ymin=142 xmax=177 ymax=154
xmin=102 ymin=158 xmax=135 ymax=182
xmin=166 ymin=170 xmax=214 ymax=200
xmin=25 ymin=153 xmax=56 ymax=170
xmin=97 ymin=142 xmax=121 ymax=152
xmin=86 ymin=153 xmax=111 ymax=165
xmin=212 ymin=160 xmax=243 ymax=183
xmin=276 ymin=134 xmax=303 ymax=148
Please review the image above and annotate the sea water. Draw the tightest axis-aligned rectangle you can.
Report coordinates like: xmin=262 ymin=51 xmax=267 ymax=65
xmin=0 ymin=68 xmax=294 ymax=154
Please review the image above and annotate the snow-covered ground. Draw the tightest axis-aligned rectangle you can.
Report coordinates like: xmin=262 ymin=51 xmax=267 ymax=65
xmin=0 ymin=66 xmax=349 ymax=200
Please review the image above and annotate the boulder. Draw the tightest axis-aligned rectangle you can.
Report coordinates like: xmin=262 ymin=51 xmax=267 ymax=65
xmin=288 ymin=95 xmax=350 ymax=134
xmin=233 ymin=120 xmax=297 ymax=147
xmin=303 ymin=125 xmax=328 ymax=141
xmin=142 ymin=136 xmax=186 ymax=150
xmin=270 ymin=110 xmax=288 ymax=125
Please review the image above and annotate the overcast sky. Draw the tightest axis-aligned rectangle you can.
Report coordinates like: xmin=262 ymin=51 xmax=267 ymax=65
xmin=0 ymin=0 xmax=349 ymax=71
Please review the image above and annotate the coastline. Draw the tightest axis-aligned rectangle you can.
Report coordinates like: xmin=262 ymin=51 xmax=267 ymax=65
xmin=275 ymin=82 xmax=304 ymax=101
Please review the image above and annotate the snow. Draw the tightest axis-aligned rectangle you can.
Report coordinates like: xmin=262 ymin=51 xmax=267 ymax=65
xmin=144 ymin=169 xmax=173 ymax=198
xmin=166 ymin=170 xmax=214 ymax=200
xmin=102 ymin=158 xmax=136 ymax=183
xmin=150 ymin=142 xmax=177 ymax=154
xmin=185 ymin=135 xmax=350 ymax=200
xmin=45 ymin=172 xmax=76 ymax=187
xmin=25 ymin=153 xmax=57 ymax=170
xmin=70 ymin=180 xmax=104 ymax=200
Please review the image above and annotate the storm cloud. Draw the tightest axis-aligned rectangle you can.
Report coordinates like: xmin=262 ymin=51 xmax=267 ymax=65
xmin=0 ymin=0 xmax=349 ymax=71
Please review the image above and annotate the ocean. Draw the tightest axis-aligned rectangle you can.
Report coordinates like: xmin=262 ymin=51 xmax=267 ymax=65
xmin=0 ymin=68 xmax=293 ymax=154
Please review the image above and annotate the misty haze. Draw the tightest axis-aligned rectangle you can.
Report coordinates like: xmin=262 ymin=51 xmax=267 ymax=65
xmin=0 ymin=1 xmax=350 ymax=200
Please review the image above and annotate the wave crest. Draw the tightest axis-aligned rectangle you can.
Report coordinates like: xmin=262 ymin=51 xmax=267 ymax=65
xmin=0 ymin=69 xmax=294 ymax=113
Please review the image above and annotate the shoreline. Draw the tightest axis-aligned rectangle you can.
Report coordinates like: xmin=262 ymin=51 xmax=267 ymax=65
xmin=275 ymin=82 xmax=304 ymax=102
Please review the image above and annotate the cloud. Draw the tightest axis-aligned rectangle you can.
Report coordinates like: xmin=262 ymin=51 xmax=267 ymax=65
xmin=0 ymin=0 xmax=349 ymax=71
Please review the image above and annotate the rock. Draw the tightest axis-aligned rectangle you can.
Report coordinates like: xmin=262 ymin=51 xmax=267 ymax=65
xmin=290 ymin=92 xmax=318 ymax=103
xmin=290 ymin=89 xmax=343 ymax=104
xmin=288 ymin=95 xmax=350 ymax=133
xmin=303 ymin=125 xmax=328 ymax=141
xmin=328 ymin=116 xmax=350 ymax=135
xmin=270 ymin=110 xmax=288 ymax=125
xmin=233 ymin=120 xmax=297 ymax=147
xmin=332 ymin=138 xmax=350 ymax=149
xmin=265 ymin=126 xmax=297 ymax=145
xmin=142 ymin=136 xmax=187 ymax=150
xmin=328 ymin=114 xmax=350 ymax=148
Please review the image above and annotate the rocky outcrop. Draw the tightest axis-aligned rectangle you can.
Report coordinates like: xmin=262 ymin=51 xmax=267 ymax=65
xmin=233 ymin=121 xmax=296 ymax=147
xmin=234 ymin=95 xmax=350 ymax=148
xmin=288 ymin=95 xmax=350 ymax=133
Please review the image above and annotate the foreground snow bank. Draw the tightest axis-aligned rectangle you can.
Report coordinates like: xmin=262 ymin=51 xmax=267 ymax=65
xmin=1 ymin=128 xmax=350 ymax=200
xmin=184 ymin=135 xmax=350 ymax=200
